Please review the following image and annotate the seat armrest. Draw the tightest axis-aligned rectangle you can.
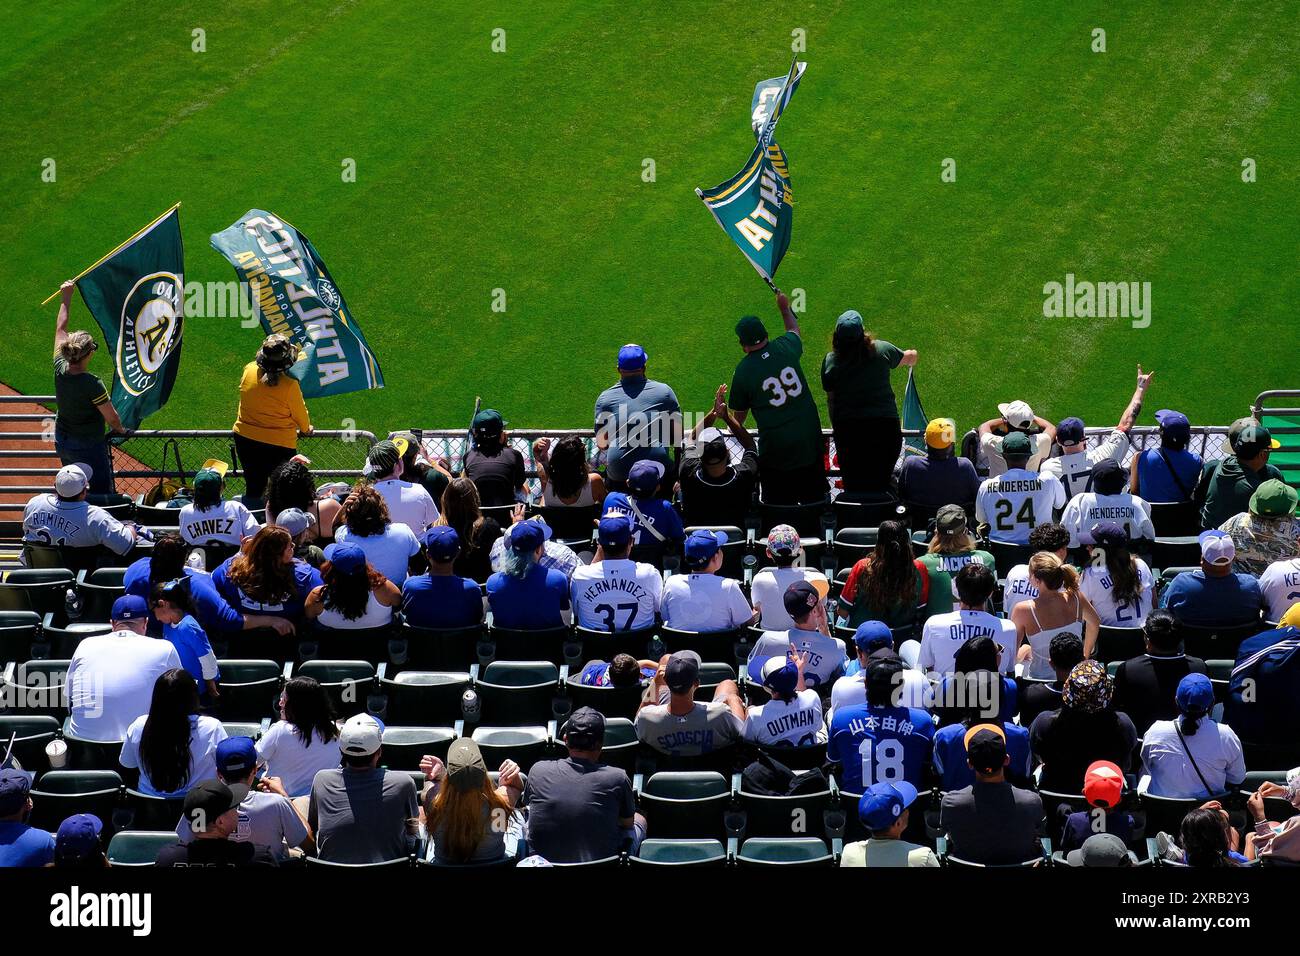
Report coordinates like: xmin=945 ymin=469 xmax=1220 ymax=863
xmin=546 ymin=720 xmax=557 ymax=745
xmin=42 ymin=611 xmax=55 ymax=630
xmin=280 ymin=661 xmax=294 ymax=681
xmin=935 ymin=835 xmax=948 ymax=859
xmin=453 ymin=719 xmax=465 ymax=739
xmin=831 ymin=837 xmax=843 ymax=863
xmin=726 ymin=836 xmax=738 ymax=863
xmin=375 ymin=662 xmax=387 ymax=682
xmin=76 ymin=569 xmax=89 ymax=587
xmin=557 ymin=664 xmax=569 ymax=684
xmin=730 ymin=772 xmax=742 ymax=798
xmin=632 ymin=773 xmax=644 ymax=797
xmin=468 ymin=663 xmax=479 ymax=683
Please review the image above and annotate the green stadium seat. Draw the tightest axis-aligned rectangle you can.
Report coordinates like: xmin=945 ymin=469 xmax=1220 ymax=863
xmin=596 ymin=717 xmax=639 ymax=775
xmin=29 ymin=770 xmax=124 ymax=832
xmin=531 ymin=504 xmax=600 ymax=540
xmin=759 ymin=498 xmax=829 ymax=538
xmin=831 ymin=494 xmax=900 ymax=532
xmin=305 ymin=855 xmax=413 ymax=869
xmin=0 ymin=611 xmax=42 ymax=663
xmin=469 ymin=725 xmax=550 ymax=773
xmin=1146 ymin=501 xmax=1201 ymax=537
xmin=379 ymin=668 xmax=472 ymax=725
xmin=737 ymin=773 xmax=835 ymax=838
xmin=574 ymin=626 xmax=658 ymax=665
xmin=381 ymin=725 xmax=456 ymax=769
xmin=636 ymin=771 xmax=732 ymax=840
xmin=36 ymin=617 xmax=112 ymax=659
xmin=0 ymin=569 xmax=75 ymax=620
xmin=736 ymin=836 xmax=834 ymax=867
xmin=474 ymin=660 xmax=564 ymax=726
xmin=631 ymin=838 xmax=727 ymax=867
xmin=3 ymin=659 xmax=71 ymax=718
xmin=988 ymin=540 xmax=1034 ymax=577
xmin=695 ymin=662 xmax=736 ymax=702
xmin=62 ymin=720 xmax=124 ymax=771
xmin=486 ymin=626 xmax=571 ymax=665
xmin=832 ymin=527 xmax=877 ymax=571
xmin=563 ymin=676 xmax=643 ymax=722
xmin=1095 ymin=625 xmax=1146 ymax=663
xmin=657 ymin=625 xmax=745 ymax=665
xmin=123 ymin=789 xmax=186 ymax=831
xmin=0 ymin=714 xmax=60 ymax=769
xmin=398 ymin=624 xmax=484 ymax=671
xmin=214 ymin=660 xmax=287 ymax=722
xmin=1148 ymin=537 xmax=1203 ymax=572
xmin=293 ymin=660 xmax=376 ymax=718
xmin=303 ymin=624 xmax=396 ymax=668
xmin=107 ymin=830 xmax=177 ymax=866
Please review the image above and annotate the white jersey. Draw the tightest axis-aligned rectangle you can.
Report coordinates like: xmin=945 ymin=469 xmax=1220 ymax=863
xmin=747 ymin=628 xmax=848 ymax=689
xmin=570 ymin=558 xmax=662 ymax=631
xmin=1258 ymin=558 xmax=1300 ymax=623
xmin=23 ymin=494 xmax=134 ymax=554
xmin=373 ymin=478 xmax=439 ymax=535
xmin=661 ymin=573 xmax=753 ymax=632
xmin=67 ymin=631 xmax=184 ymax=741
xmin=918 ymin=609 xmax=1017 ymax=676
xmin=1003 ymin=564 xmax=1037 ymax=615
xmin=975 ymin=469 xmax=1066 ymax=545
xmin=1061 ymin=491 xmax=1155 ymax=547
xmin=829 ymin=667 xmax=930 ymax=716
xmin=1081 ymin=559 xmax=1154 ymax=627
xmin=179 ymin=500 xmax=259 ymax=547
xmin=744 ymin=690 xmax=827 ymax=747
xmin=1039 ymin=430 xmax=1130 ymax=499
xmin=750 ymin=566 xmax=829 ymax=630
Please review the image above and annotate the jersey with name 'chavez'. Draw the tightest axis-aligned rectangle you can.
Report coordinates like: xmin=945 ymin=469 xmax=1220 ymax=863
xmin=828 ymin=703 xmax=935 ymax=793
xmin=728 ymin=331 xmax=823 ymax=470
xmin=22 ymin=495 xmax=134 ymax=553
xmin=1061 ymin=491 xmax=1155 ymax=547
xmin=975 ymin=468 xmax=1066 ymax=545
xmin=179 ymin=500 xmax=260 ymax=547
xmin=570 ymin=558 xmax=662 ymax=631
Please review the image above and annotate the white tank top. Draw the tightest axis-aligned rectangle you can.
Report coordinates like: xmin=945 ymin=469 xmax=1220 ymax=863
xmin=317 ymin=590 xmax=393 ymax=629
xmin=1026 ymin=593 xmax=1084 ymax=680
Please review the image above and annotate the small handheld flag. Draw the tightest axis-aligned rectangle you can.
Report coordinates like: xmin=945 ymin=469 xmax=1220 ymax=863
xmin=901 ymin=369 xmax=930 ymax=457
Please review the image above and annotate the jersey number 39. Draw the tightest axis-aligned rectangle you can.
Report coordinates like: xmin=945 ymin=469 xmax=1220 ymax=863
xmin=760 ymin=367 xmax=803 ymax=407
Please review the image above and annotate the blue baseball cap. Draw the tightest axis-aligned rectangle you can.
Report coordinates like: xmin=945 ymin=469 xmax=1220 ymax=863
xmin=1176 ymin=673 xmax=1215 ymax=716
xmin=0 ymin=768 xmax=33 ymax=815
xmin=683 ymin=529 xmax=727 ymax=569
xmin=761 ymin=656 xmax=800 ymax=695
xmin=215 ymin=736 xmax=259 ymax=778
xmin=1057 ymin=417 xmax=1086 ymax=444
xmin=325 ymin=542 xmax=367 ymax=574
xmin=598 ymin=513 xmax=632 ymax=548
xmin=421 ymin=525 xmax=461 ymax=561
xmin=617 ymin=344 xmax=647 ymax=371
xmin=507 ymin=520 xmax=551 ymax=553
xmin=627 ymin=459 xmax=665 ymax=496
xmin=858 ymin=781 xmax=919 ymax=831
xmin=110 ymin=594 xmax=148 ymax=622
xmin=54 ymin=813 xmax=103 ymax=864
xmin=1155 ymin=409 xmax=1191 ymax=440
xmin=853 ymin=621 xmax=893 ymax=653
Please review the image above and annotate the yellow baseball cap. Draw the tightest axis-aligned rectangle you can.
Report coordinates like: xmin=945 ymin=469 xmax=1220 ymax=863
xmin=925 ymin=418 xmax=956 ymax=450
xmin=1279 ymin=602 xmax=1300 ymax=629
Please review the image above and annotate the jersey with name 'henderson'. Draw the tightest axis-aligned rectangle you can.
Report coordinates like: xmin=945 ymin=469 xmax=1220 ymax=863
xmin=975 ymin=469 xmax=1066 ymax=545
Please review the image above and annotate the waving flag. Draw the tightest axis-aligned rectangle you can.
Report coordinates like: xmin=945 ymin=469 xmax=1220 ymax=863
xmin=902 ymin=368 xmax=930 ymax=457
xmin=751 ymin=59 xmax=807 ymax=142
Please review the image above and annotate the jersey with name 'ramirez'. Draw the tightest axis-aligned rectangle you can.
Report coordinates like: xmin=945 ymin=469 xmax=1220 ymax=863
xmin=179 ymin=500 xmax=260 ymax=547
xmin=23 ymin=495 xmax=134 ymax=553
xmin=570 ymin=559 xmax=662 ymax=631
xmin=975 ymin=469 xmax=1066 ymax=545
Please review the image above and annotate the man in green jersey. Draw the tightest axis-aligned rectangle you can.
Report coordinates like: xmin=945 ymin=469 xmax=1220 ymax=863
xmin=727 ymin=290 xmax=826 ymax=505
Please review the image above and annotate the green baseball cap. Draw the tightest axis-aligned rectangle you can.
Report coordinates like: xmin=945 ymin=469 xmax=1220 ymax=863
xmin=1249 ymin=479 xmax=1298 ymax=518
xmin=193 ymin=459 xmax=228 ymax=496
xmin=471 ymin=409 xmax=505 ymax=437
xmin=1001 ymin=431 xmax=1033 ymax=458
xmin=735 ymin=315 xmax=768 ymax=348
xmin=834 ymin=310 xmax=866 ymax=346
xmin=1229 ymin=418 xmax=1280 ymax=457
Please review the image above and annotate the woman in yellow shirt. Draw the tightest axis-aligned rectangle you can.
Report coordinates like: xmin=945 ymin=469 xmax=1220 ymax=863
xmin=232 ymin=334 xmax=312 ymax=503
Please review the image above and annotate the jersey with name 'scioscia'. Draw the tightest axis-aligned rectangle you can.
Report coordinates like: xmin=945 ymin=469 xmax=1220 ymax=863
xmin=570 ymin=558 xmax=662 ymax=631
xmin=975 ymin=469 xmax=1067 ymax=545
xmin=179 ymin=500 xmax=260 ymax=546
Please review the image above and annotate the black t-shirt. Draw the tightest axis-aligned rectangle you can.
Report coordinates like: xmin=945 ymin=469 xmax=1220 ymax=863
xmin=451 ymin=518 xmax=503 ymax=583
xmin=522 ymin=757 xmax=635 ymax=864
xmin=1029 ymin=708 xmax=1138 ymax=794
xmin=155 ymin=839 xmax=279 ymax=867
xmin=1018 ymin=681 xmax=1063 ymax=730
xmin=679 ymin=449 xmax=759 ymax=528
xmin=464 ymin=447 xmax=525 ymax=507
xmin=1112 ymin=654 xmax=1208 ymax=737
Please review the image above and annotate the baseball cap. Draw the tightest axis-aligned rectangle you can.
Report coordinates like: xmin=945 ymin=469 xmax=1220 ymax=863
xmin=194 ymin=459 xmax=229 ymax=496
xmin=1056 ymin=417 xmax=1086 ymax=445
xmin=664 ymin=650 xmax=702 ymax=694
xmin=471 ymin=409 xmax=505 ymax=438
xmin=782 ymin=580 xmax=823 ymax=618
xmin=766 ymin=524 xmax=802 ymax=557
xmin=215 ymin=736 xmax=259 ymax=778
xmin=366 ymin=440 xmax=402 ymax=477
xmin=963 ymin=724 xmax=1008 ymax=774
xmin=1066 ymin=832 xmax=1131 ymax=868
xmin=326 ymin=542 xmax=367 ymax=574
xmin=183 ymin=779 xmax=248 ymax=832
xmin=627 ymin=459 xmax=665 ymax=496
xmin=702 ymin=437 xmax=729 ymax=466
xmin=1155 ymin=409 xmax=1191 ymax=441
xmin=421 ymin=524 xmax=461 ymax=561
xmin=1198 ymin=529 xmax=1236 ymax=566
xmin=852 ymin=620 xmax=893 ymax=654
xmin=1063 ymin=660 xmax=1113 ymax=713
xmin=54 ymin=464 xmax=90 ymax=497
xmin=1249 ymin=479 xmax=1298 ymax=518
xmin=1090 ymin=458 xmax=1126 ymax=495
xmin=1280 ymin=603 xmax=1300 ymax=629
xmin=561 ymin=706 xmax=606 ymax=748
xmin=935 ymin=503 xmax=967 ymax=535
xmin=446 ymin=738 xmax=488 ymax=792
xmin=1089 ymin=521 xmax=1130 ymax=550
xmin=275 ymin=507 xmax=311 ymax=538
xmin=858 ymin=781 xmax=919 ymax=831
xmin=617 ymin=344 xmax=647 ymax=371
xmin=997 ymin=400 xmax=1035 ymax=430
xmin=761 ymin=656 xmax=800 ymax=695
xmin=339 ymin=713 xmax=385 ymax=757
xmin=110 ymin=594 xmax=148 ymax=622
xmin=1176 ymin=672 xmax=1215 ymax=716
xmin=390 ymin=432 xmax=417 ymax=460
xmin=506 ymin=519 xmax=552 ymax=553
xmin=1228 ymin=417 xmax=1280 ymax=457
xmin=597 ymin=513 xmax=632 ymax=548
xmin=834 ymin=310 xmax=866 ymax=345
xmin=1083 ymin=760 xmax=1125 ymax=809
xmin=54 ymin=814 xmax=103 ymax=865
xmin=1001 ymin=431 xmax=1033 ymax=459
xmin=0 ymin=768 xmax=33 ymax=815
xmin=735 ymin=315 xmax=768 ymax=347
xmin=683 ymin=529 xmax=727 ymax=569
xmin=925 ymin=418 xmax=956 ymax=450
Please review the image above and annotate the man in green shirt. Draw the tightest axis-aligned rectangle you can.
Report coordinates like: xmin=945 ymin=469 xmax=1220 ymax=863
xmin=727 ymin=290 xmax=825 ymax=505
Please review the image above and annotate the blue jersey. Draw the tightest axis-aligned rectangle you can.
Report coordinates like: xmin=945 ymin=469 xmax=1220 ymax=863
xmin=602 ymin=492 xmax=685 ymax=546
xmin=123 ymin=560 xmax=246 ymax=632
xmin=828 ymin=704 xmax=935 ymax=793
xmin=932 ymin=721 xmax=1032 ymax=790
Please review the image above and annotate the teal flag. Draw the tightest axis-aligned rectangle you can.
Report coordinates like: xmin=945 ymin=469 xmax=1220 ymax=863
xmin=76 ymin=206 xmax=185 ymax=430
xmin=210 ymin=210 xmax=384 ymax=398
xmin=751 ymin=59 xmax=807 ymax=142
xmin=901 ymin=368 xmax=930 ymax=457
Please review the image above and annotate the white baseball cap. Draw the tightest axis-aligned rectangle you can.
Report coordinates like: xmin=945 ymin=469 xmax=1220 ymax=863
xmin=338 ymin=713 xmax=384 ymax=756
xmin=54 ymin=464 xmax=91 ymax=497
xmin=997 ymin=401 xmax=1036 ymax=430
xmin=1198 ymin=530 xmax=1236 ymax=566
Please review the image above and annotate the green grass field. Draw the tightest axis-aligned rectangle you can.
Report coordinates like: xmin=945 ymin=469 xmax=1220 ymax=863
xmin=1 ymin=0 xmax=1296 ymax=440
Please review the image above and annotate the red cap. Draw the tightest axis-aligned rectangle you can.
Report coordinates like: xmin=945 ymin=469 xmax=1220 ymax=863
xmin=1083 ymin=760 xmax=1124 ymax=809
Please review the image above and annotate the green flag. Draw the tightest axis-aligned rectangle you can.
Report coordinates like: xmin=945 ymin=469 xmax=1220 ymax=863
xmin=750 ymin=59 xmax=807 ymax=141
xmin=902 ymin=368 xmax=929 ymax=457
xmin=210 ymin=210 xmax=384 ymax=398
xmin=75 ymin=205 xmax=185 ymax=430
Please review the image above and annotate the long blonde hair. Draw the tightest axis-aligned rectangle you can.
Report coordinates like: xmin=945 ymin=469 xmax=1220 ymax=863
xmin=1029 ymin=551 xmax=1080 ymax=593
xmin=928 ymin=528 xmax=975 ymax=555
xmin=424 ymin=779 xmax=515 ymax=863
xmin=57 ymin=331 xmax=97 ymax=364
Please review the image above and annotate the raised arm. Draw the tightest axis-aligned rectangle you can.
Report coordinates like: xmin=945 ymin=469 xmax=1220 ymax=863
xmin=685 ymin=385 xmax=727 ymax=445
xmin=776 ymin=290 xmax=799 ymax=336
xmin=1115 ymin=365 xmax=1155 ymax=433
xmin=54 ymin=280 xmax=75 ymax=354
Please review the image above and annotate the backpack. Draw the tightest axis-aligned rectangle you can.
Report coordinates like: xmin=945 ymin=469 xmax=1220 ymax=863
xmin=741 ymin=749 xmax=828 ymax=796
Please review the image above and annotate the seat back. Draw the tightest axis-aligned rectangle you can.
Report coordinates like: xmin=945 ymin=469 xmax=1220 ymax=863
xmin=576 ymin=626 xmax=658 ymax=664
xmin=695 ymin=662 xmax=736 ymax=701
xmin=305 ymin=625 xmax=395 ymax=667
xmin=738 ymin=781 xmax=833 ymax=838
xmin=293 ymin=660 xmax=376 ymax=718
xmin=632 ymin=838 xmax=727 ymax=867
xmin=470 ymin=725 xmax=550 ymax=772
xmin=759 ymin=499 xmax=829 ymax=538
xmin=832 ymin=527 xmax=878 ymax=570
xmin=107 ymin=831 xmax=176 ymax=866
xmin=1140 ymin=791 xmax=1230 ymax=836
xmin=1147 ymin=501 xmax=1201 ymax=537
xmin=0 ymin=570 xmax=75 ymax=619
xmin=29 ymin=770 xmax=124 ymax=832
xmin=380 ymin=726 xmax=457 ymax=769
xmin=563 ymin=678 xmax=643 ymax=722
xmin=531 ymin=504 xmax=599 ymax=540
xmin=988 ymin=540 xmax=1034 ymax=577
xmin=486 ymin=626 xmax=570 ymax=665
xmin=400 ymin=624 xmax=485 ymax=671
xmin=1148 ymin=537 xmax=1203 ymax=572
xmin=124 ymin=789 xmax=187 ymax=831
xmin=736 ymin=836 xmax=834 ymax=867
xmin=305 ymin=855 xmax=413 ymax=869
xmin=382 ymin=671 xmax=471 ymax=725
xmin=0 ymin=613 xmax=41 ymax=663
xmin=1180 ymin=621 xmax=1262 ymax=660
xmin=476 ymin=661 xmax=562 ymax=725
xmin=0 ymin=715 xmax=61 ymax=769
xmin=831 ymin=495 xmax=901 ymax=532
xmin=213 ymin=659 xmax=284 ymax=722
xmin=134 ymin=504 xmax=184 ymax=527
xmin=657 ymin=626 xmax=742 ymax=664
xmin=597 ymin=717 xmax=639 ymax=774
xmin=639 ymin=771 xmax=732 ymax=839
xmin=1095 ymin=626 xmax=1146 ymax=663
xmin=5 ymin=659 xmax=72 ymax=718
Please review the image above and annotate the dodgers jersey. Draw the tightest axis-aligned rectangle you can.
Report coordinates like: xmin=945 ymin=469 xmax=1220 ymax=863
xmin=918 ymin=609 xmax=1017 ymax=675
xmin=23 ymin=495 xmax=134 ymax=554
xmin=1080 ymin=560 xmax=1154 ymax=627
xmin=747 ymin=628 xmax=848 ymax=688
xmin=1259 ymin=558 xmax=1300 ymax=622
xmin=1039 ymin=430 xmax=1130 ymax=499
xmin=179 ymin=500 xmax=260 ymax=547
xmin=828 ymin=703 xmax=935 ymax=793
xmin=976 ymin=469 xmax=1066 ymax=545
xmin=570 ymin=559 xmax=662 ymax=631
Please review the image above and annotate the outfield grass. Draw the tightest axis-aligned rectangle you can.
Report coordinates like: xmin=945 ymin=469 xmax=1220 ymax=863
xmin=1 ymin=0 xmax=1296 ymax=441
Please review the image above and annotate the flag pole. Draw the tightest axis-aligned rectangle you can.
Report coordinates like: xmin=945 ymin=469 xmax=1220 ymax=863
xmin=40 ymin=201 xmax=182 ymax=306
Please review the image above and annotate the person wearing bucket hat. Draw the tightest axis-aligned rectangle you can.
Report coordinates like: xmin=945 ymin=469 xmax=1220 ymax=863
xmin=661 ymin=529 xmax=754 ymax=632
xmin=840 ymin=780 xmax=939 ymax=868
xmin=366 ymin=438 xmax=439 ymax=536
xmin=727 ymin=290 xmax=826 ymax=506
xmin=0 ymin=768 xmax=56 ymax=867
xmin=23 ymin=461 xmax=138 ymax=556
xmin=1029 ymin=659 xmax=1137 ymax=795
xmin=1159 ymin=531 xmax=1263 ymax=628
xmin=1040 ymin=366 xmax=1153 ymax=498
xmin=1131 ymin=408 xmax=1204 ymax=504
xmin=897 ymin=417 xmax=980 ymax=513
xmin=1196 ymin=417 xmax=1286 ymax=529
xmin=820 ymin=308 xmax=918 ymax=494
xmin=975 ymin=431 xmax=1067 ymax=545
xmin=976 ymin=399 xmax=1057 ymax=477
xmin=746 ymin=580 xmax=847 ymax=688
xmin=679 ymin=383 xmax=759 ymax=528
xmin=463 ymin=408 xmax=527 ymax=508
xmin=1141 ymin=672 xmax=1247 ymax=799
xmin=1218 ymin=477 xmax=1300 ymax=577
xmin=570 ymin=514 xmax=662 ymax=631
xmin=743 ymin=651 xmax=827 ymax=748
xmin=1060 ymin=457 xmax=1156 ymax=548
xmin=485 ymin=519 xmax=571 ymax=630
xmin=232 ymin=333 xmax=312 ymax=503
xmin=179 ymin=459 xmax=259 ymax=549
xmin=400 ymin=525 xmax=485 ymax=629
xmin=593 ymin=343 xmax=682 ymax=488
xmin=419 ymin=738 xmax=523 ymax=865
xmin=636 ymin=649 xmax=747 ymax=758
xmin=1080 ymin=522 xmax=1156 ymax=628
xmin=915 ymin=505 xmax=995 ymax=618
xmin=749 ymin=524 xmax=831 ymax=630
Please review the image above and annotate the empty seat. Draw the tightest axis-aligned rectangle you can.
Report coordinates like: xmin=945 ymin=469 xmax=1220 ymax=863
xmin=1095 ymin=625 xmax=1146 ymax=663
xmin=0 ymin=715 xmax=61 ymax=769
xmin=381 ymin=726 xmax=456 ymax=769
xmin=0 ymin=611 xmax=41 ymax=663
xmin=737 ymin=836 xmax=834 ymax=867
xmin=1148 ymin=537 xmax=1202 ymax=571
xmin=293 ymin=660 xmax=377 ymax=718
xmin=29 ymin=770 xmax=124 ymax=832
xmin=214 ymin=660 xmax=286 ymax=721
xmin=632 ymin=838 xmax=727 ymax=867
xmin=759 ymin=498 xmax=829 ymax=538
xmin=470 ymin=725 xmax=550 ymax=772
xmin=398 ymin=624 xmax=485 ymax=671
xmin=3 ymin=660 xmax=72 ymax=718
xmin=564 ymin=676 xmax=644 ymax=722
xmin=695 ymin=663 xmax=736 ymax=702
xmin=988 ymin=540 xmax=1034 ymax=577
xmin=106 ymin=830 xmax=176 ymax=866
xmin=379 ymin=670 xmax=472 ymax=725
xmin=35 ymin=617 xmax=112 ymax=659
xmin=657 ymin=626 xmax=744 ymax=665
xmin=598 ymin=717 xmax=639 ymax=775
xmin=0 ymin=569 xmax=75 ymax=620
xmin=123 ymin=789 xmax=186 ymax=831
xmin=304 ymin=624 xmax=396 ymax=667
xmin=1147 ymin=501 xmax=1201 ymax=537
xmin=76 ymin=568 xmax=128 ymax=623
xmin=574 ymin=626 xmax=658 ymax=664
xmin=832 ymin=528 xmax=878 ymax=571
xmin=1181 ymin=621 xmax=1263 ymax=660
xmin=473 ymin=660 xmax=564 ymax=726
xmin=832 ymin=494 xmax=902 ymax=532
xmin=637 ymin=771 xmax=732 ymax=839
xmin=486 ymin=626 xmax=571 ymax=665
xmin=737 ymin=775 xmax=834 ymax=838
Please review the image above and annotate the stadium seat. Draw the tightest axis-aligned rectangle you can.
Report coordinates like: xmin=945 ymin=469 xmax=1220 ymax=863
xmin=1180 ymin=621 xmax=1262 ymax=660
xmin=574 ymin=626 xmax=658 ymax=665
xmin=1095 ymin=625 xmax=1146 ymax=663
xmin=831 ymin=494 xmax=901 ymax=532
xmin=212 ymin=625 xmax=299 ymax=665
xmin=832 ymin=527 xmax=878 ymax=571
xmin=754 ymin=742 xmax=827 ymax=773
xmin=22 ymin=544 xmax=111 ymax=575
xmin=398 ymin=624 xmax=485 ymax=671
xmin=417 ymin=853 xmax=518 ymax=870
xmin=631 ymin=838 xmax=728 ymax=867
xmin=937 ymin=835 xmax=1049 ymax=868
xmin=303 ymin=624 xmax=395 ymax=667
xmin=758 ymin=498 xmax=829 ymax=538
xmin=62 ymin=721 xmax=124 ymax=771
xmin=1140 ymin=791 xmax=1231 ymax=836
xmin=1156 ymin=567 xmax=1198 ymax=601
xmin=635 ymin=771 xmax=733 ymax=840
xmin=597 ymin=717 xmax=639 ymax=774
xmin=563 ymin=676 xmax=643 ymax=722
xmin=1147 ymin=501 xmax=1201 ymax=537
xmin=123 ymin=789 xmax=186 ymax=831
xmin=199 ymin=543 xmax=240 ymax=571
xmin=547 ymin=854 xmax=626 ymax=868
xmin=681 ymin=526 xmax=747 ymax=579
xmin=1205 ymin=659 xmax=1234 ymax=703
xmin=470 ymin=725 xmax=551 ymax=773
xmin=0 ymin=610 xmax=42 ymax=663
xmin=133 ymin=504 xmax=183 ymax=527
xmin=214 ymin=660 xmax=288 ymax=722
xmin=695 ymin=662 xmax=737 ymax=702
xmin=305 ymin=855 xmax=413 ymax=869
xmin=0 ymin=715 xmax=60 ymax=769
xmin=473 ymin=660 xmax=565 ymax=726
xmin=29 ymin=770 xmax=124 ymax=833
xmin=292 ymin=660 xmax=377 ymax=718
xmin=737 ymin=773 xmax=835 ymax=838
xmin=378 ymin=668 xmax=472 ymax=725
xmin=106 ymin=830 xmax=176 ymax=867
xmin=381 ymin=725 xmax=456 ymax=769
xmin=486 ymin=625 xmax=571 ymax=665
xmin=1148 ymin=537 xmax=1202 ymax=572
xmin=36 ymin=616 xmax=112 ymax=659
xmin=736 ymin=837 xmax=835 ymax=867
xmin=657 ymin=625 xmax=744 ymax=664
xmin=531 ymin=504 xmax=599 ymax=541
xmin=220 ymin=721 xmax=263 ymax=740
xmin=829 ymin=567 xmax=851 ymax=603
xmin=988 ymin=540 xmax=1034 ymax=577
xmin=75 ymin=567 xmax=127 ymax=623
xmin=0 ymin=568 xmax=75 ymax=620
xmin=3 ymin=659 xmax=71 ymax=718
xmin=1239 ymin=771 xmax=1297 ymax=822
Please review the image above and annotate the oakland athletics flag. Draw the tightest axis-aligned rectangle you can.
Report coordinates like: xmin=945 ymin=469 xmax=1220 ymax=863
xmin=75 ymin=205 xmax=185 ymax=430
xmin=751 ymin=59 xmax=807 ymax=142
xmin=901 ymin=368 xmax=930 ymax=457
xmin=210 ymin=210 xmax=384 ymax=398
